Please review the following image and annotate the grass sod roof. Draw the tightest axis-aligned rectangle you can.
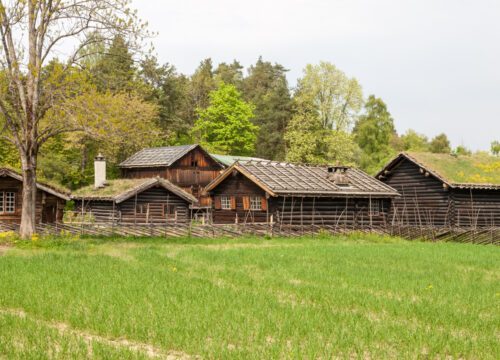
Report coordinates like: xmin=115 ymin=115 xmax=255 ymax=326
xmin=71 ymin=177 xmax=198 ymax=204
xmin=379 ymin=152 xmax=500 ymax=189
xmin=0 ymin=166 xmax=71 ymax=199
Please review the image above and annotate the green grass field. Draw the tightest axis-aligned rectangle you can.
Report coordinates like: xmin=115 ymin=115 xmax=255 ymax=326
xmin=0 ymin=234 xmax=498 ymax=359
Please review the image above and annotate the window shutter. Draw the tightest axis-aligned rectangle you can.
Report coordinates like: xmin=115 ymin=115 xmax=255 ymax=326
xmin=230 ymin=196 xmax=236 ymax=210
xmin=243 ymin=196 xmax=250 ymax=210
xmin=261 ymin=197 xmax=267 ymax=211
xmin=214 ymin=196 xmax=221 ymax=210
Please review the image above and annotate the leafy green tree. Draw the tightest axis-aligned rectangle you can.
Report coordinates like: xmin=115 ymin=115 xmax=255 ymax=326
xmin=491 ymin=141 xmax=500 ymax=156
xmin=285 ymin=97 xmax=358 ymax=164
xmin=395 ymin=130 xmax=430 ymax=152
xmin=454 ymin=145 xmax=472 ymax=156
xmin=192 ymin=82 xmax=259 ymax=155
xmin=353 ymin=95 xmax=395 ymax=173
xmin=429 ymin=133 xmax=451 ymax=153
xmin=241 ymin=57 xmax=293 ymax=160
xmin=296 ymin=62 xmax=363 ymax=131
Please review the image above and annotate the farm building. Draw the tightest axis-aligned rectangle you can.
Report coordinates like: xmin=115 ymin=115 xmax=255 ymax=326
xmin=118 ymin=145 xmax=223 ymax=208
xmin=0 ymin=167 xmax=69 ymax=224
xmin=72 ymin=177 xmax=198 ymax=224
xmin=376 ymin=152 xmax=500 ymax=227
xmin=204 ymin=161 xmax=399 ymax=225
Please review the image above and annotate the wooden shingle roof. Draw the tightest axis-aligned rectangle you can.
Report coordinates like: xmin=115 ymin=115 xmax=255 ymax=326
xmin=118 ymin=145 xmax=199 ymax=168
xmin=206 ymin=161 xmax=399 ymax=198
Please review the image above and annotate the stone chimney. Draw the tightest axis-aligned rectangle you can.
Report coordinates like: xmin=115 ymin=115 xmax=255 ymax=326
xmin=94 ymin=154 xmax=106 ymax=189
xmin=327 ymin=166 xmax=349 ymax=186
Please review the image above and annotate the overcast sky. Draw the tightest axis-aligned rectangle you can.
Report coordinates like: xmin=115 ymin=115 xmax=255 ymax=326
xmin=132 ymin=0 xmax=500 ymax=151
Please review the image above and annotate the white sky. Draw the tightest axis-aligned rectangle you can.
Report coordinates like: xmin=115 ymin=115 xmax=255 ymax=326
xmin=132 ymin=0 xmax=500 ymax=151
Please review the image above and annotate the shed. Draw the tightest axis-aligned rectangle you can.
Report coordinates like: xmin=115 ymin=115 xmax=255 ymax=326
xmin=118 ymin=145 xmax=223 ymax=208
xmin=376 ymin=152 xmax=500 ymax=227
xmin=204 ymin=161 xmax=399 ymax=225
xmin=0 ymin=167 xmax=70 ymax=224
xmin=72 ymin=177 xmax=198 ymax=224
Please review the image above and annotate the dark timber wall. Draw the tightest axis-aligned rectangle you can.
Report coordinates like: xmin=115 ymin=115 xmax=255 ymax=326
xmin=75 ymin=186 xmax=190 ymax=224
xmin=0 ymin=176 xmax=65 ymax=224
xmin=120 ymin=147 xmax=221 ymax=206
xmin=210 ymin=171 xmax=392 ymax=225
xmin=381 ymin=158 xmax=500 ymax=227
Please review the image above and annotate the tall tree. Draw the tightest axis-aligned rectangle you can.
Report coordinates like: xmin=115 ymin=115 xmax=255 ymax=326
xmin=285 ymin=96 xmax=358 ymax=164
xmin=429 ymin=133 xmax=451 ymax=153
xmin=296 ymin=62 xmax=363 ymax=131
xmin=394 ymin=130 xmax=430 ymax=152
xmin=0 ymin=0 xmax=147 ymax=237
xmin=354 ymin=95 xmax=395 ymax=174
xmin=214 ymin=60 xmax=243 ymax=88
xmin=241 ymin=57 xmax=293 ymax=160
xmin=192 ymin=82 xmax=258 ymax=155
xmin=91 ymin=35 xmax=137 ymax=93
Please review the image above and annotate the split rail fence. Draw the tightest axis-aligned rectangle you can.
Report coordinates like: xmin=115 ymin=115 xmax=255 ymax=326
xmin=0 ymin=221 xmax=499 ymax=245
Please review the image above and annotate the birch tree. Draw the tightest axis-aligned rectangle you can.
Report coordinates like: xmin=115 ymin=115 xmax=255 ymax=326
xmin=0 ymin=0 xmax=147 ymax=237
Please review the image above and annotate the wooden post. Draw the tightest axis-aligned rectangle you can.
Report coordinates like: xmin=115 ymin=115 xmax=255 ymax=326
xmin=112 ymin=200 xmax=115 ymax=235
xmin=81 ymin=197 xmax=84 ymax=235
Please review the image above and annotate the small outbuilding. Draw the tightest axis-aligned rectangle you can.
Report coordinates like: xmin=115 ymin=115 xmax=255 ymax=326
xmin=0 ymin=167 xmax=70 ymax=224
xmin=376 ymin=152 xmax=500 ymax=227
xmin=72 ymin=177 xmax=198 ymax=224
xmin=204 ymin=161 xmax=399 ymax=226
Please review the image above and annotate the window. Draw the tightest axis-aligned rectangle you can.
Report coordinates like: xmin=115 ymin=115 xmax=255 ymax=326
xmin=163 ymin=204 xmax=176 ymax=217
xmin=250 ymin=197 xmax=262 ymax=211
xmin=221 ymin=196 xmax=231 ymax=210
xmin=370 ymin=199 xmax=380 ymax=216
xmin=0 ymin=192 xmax=15 ymax=214
xmin=135 ymin=204 xmax=145 ymax=214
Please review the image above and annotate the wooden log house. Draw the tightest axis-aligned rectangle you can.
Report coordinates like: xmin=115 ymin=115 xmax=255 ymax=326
xmin=72 ymin=177 xmax=198 ymax=224
xmin=0 ymin=167 xmax=69 ymax=224
xmin=204 ymin=161 xmax=400 ymax=225
xmin=118 ymin=145 xmax=224 ymax=209
xmin=376 ymin=152 xmax=500 ymax=227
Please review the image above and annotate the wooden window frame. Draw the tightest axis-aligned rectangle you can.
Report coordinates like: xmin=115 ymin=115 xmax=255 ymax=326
xmin=221 ymin=196 xmax=232 ymax=210
xmin=0 ymin=191 xmax=15 ymax=214
xmin=370 ymin=199 xmax=380 ymax=216
xmin=250 ymin=196 xmax=262 ymax=211
xmin=163 ymin=204 xmax=177 ymax=218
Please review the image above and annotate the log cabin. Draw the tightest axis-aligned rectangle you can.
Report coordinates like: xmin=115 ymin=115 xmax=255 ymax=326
xmin=118 ymin=145 xmax=224 ymax=209
xmin=376 ymin=152 xmax=500 ymax=227
xmin=204 ymin=161 xmax=399 ymax=225
xmin=0 ymin=167 xmax=69 ymax=224
xmin=72 ymin=177 xmax=198 ymax=224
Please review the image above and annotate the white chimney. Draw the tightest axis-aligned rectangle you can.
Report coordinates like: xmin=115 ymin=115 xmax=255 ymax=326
xmin=94 ymin=154 xmax=106 ymax=189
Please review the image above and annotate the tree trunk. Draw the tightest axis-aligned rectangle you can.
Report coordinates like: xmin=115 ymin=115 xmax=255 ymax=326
xmin=19 ymin=148 xmax=38 ymax=238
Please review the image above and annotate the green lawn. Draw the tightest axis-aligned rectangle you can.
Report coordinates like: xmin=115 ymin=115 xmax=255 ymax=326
xmin=0 ymin=235 xmax=498 ymax=359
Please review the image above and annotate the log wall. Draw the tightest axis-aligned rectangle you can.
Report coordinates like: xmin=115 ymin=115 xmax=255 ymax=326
xmin=75 ymin=185 xmax=190 ymax=224
xmin=0 ymin=176 xmax=65 ymax=224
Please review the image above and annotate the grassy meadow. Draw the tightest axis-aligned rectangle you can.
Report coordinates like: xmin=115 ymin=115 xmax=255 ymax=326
xmin=0 ymin=234 xmax=498 ymax=359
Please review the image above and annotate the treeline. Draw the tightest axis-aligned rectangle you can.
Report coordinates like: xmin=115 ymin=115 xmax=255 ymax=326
xmin=0 ymin=36 xmax=497 ymax=189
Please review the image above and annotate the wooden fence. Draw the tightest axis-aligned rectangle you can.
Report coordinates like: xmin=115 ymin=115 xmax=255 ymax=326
xmin=0 ymin=221 xmax=499 ymax=245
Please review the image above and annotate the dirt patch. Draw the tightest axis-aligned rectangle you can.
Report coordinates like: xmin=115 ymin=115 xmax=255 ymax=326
xmin=0 ymin=308 xmax=198 ymax=359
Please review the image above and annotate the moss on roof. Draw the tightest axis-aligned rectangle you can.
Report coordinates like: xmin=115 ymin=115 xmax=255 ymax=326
xmin=72 ymin=178 xmax=152 ymax=198
xmin=0 ymin=165 xmax=70 ymax=195
xmin=406 ymin=152 xmax=500 ymax=185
